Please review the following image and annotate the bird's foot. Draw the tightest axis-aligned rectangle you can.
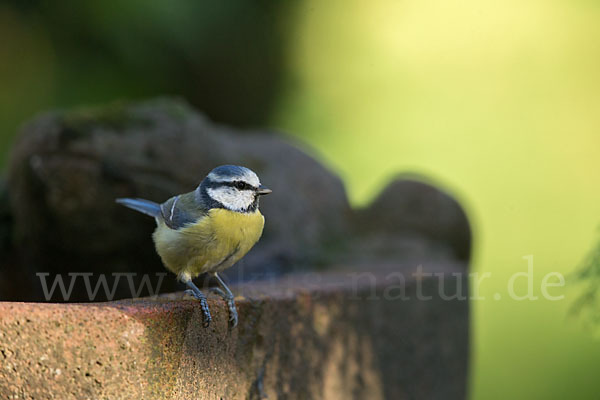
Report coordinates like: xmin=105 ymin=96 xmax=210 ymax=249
xmin=184 ymin=289 xmax=212 ymax=328
xmin=226 ymin=298 xmax=238 ymax=329
xmin=209 ymin=287 xmax=238 ymax=329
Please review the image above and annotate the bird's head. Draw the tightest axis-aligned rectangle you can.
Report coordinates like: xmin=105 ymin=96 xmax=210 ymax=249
xmin=197 ymin=165 xmax=272 ymax=213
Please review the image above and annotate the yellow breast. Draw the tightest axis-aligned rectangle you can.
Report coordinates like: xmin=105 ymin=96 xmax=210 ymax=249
xmin=152 ymin=208 xmax=265 ymax=278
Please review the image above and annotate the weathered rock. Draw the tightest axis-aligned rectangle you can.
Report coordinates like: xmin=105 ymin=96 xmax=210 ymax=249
xmin=350 ymin=177 xmax=471 ymax=263
xmin=0 ymin=99 xmax=472 ymax=398
xmin=0 ymin=269 xmax=469 ymax=400
xmin=3 ymin=98 xmax=472 ymax=302
xmin=6 ymin=99 xmax=350 ymax=300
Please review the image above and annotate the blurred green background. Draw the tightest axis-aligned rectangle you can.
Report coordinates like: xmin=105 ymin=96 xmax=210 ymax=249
xmin=1 ymin=1 xmax=599 ymax=399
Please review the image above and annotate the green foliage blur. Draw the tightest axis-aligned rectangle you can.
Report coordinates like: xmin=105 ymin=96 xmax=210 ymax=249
xmin=2 ymin=1 xmax=600 ymax=399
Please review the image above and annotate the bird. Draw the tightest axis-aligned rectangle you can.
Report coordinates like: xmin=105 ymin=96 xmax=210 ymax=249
xmin=116 ymin=165 xmax=272 ymax=328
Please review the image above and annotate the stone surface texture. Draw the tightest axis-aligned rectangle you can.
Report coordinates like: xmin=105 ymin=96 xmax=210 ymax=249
xmin=0 ymin=269 xmax=469 ymax=400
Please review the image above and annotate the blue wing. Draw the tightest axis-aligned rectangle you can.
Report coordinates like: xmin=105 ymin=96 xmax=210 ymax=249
xmin=117 ymin=191 xmax=207 ymax=230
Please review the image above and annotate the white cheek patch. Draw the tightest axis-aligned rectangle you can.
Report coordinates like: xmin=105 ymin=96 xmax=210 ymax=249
xmin=207 ymin=187 xmax=255 ymax=212
xmin=208 ymin=169 xmax=260 ymax=188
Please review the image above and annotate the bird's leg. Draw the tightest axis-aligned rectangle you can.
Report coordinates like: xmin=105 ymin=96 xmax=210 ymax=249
xmin=210 ymin=273 xmax=238 ymax=328
xmin=182 ymin=278 xmax=212 ymax=328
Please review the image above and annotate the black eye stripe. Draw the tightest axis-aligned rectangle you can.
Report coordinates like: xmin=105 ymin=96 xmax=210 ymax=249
xmin=222 ymin=181 xmax=256 ymax=191
xmin=205 ymin=178 xmax=257 ymax=191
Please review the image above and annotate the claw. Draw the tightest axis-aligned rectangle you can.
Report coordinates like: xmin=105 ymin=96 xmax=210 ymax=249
xmin=228 ymin=300 xmax=238 ymax=329
xmin=210 ymin=274 xmax=238 ymax=329
xmin=183 ymin=285 xmax=212 ymax=328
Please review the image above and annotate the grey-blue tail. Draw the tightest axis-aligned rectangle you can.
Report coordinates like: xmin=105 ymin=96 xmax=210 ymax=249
xmin=116 ymin=198 xmax=161 ymax=218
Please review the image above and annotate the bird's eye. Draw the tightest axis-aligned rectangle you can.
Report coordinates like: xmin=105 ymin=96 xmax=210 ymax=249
xmin=234 ymin=181 xmax=247 ymax=190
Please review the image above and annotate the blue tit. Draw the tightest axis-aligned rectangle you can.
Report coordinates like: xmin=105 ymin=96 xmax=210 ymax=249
xmin=116 ymin=165 xmax=272 ymax=328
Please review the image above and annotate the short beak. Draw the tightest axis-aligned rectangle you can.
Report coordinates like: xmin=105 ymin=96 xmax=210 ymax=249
xmin=256 ymin=185 xmax=272 ymax=195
